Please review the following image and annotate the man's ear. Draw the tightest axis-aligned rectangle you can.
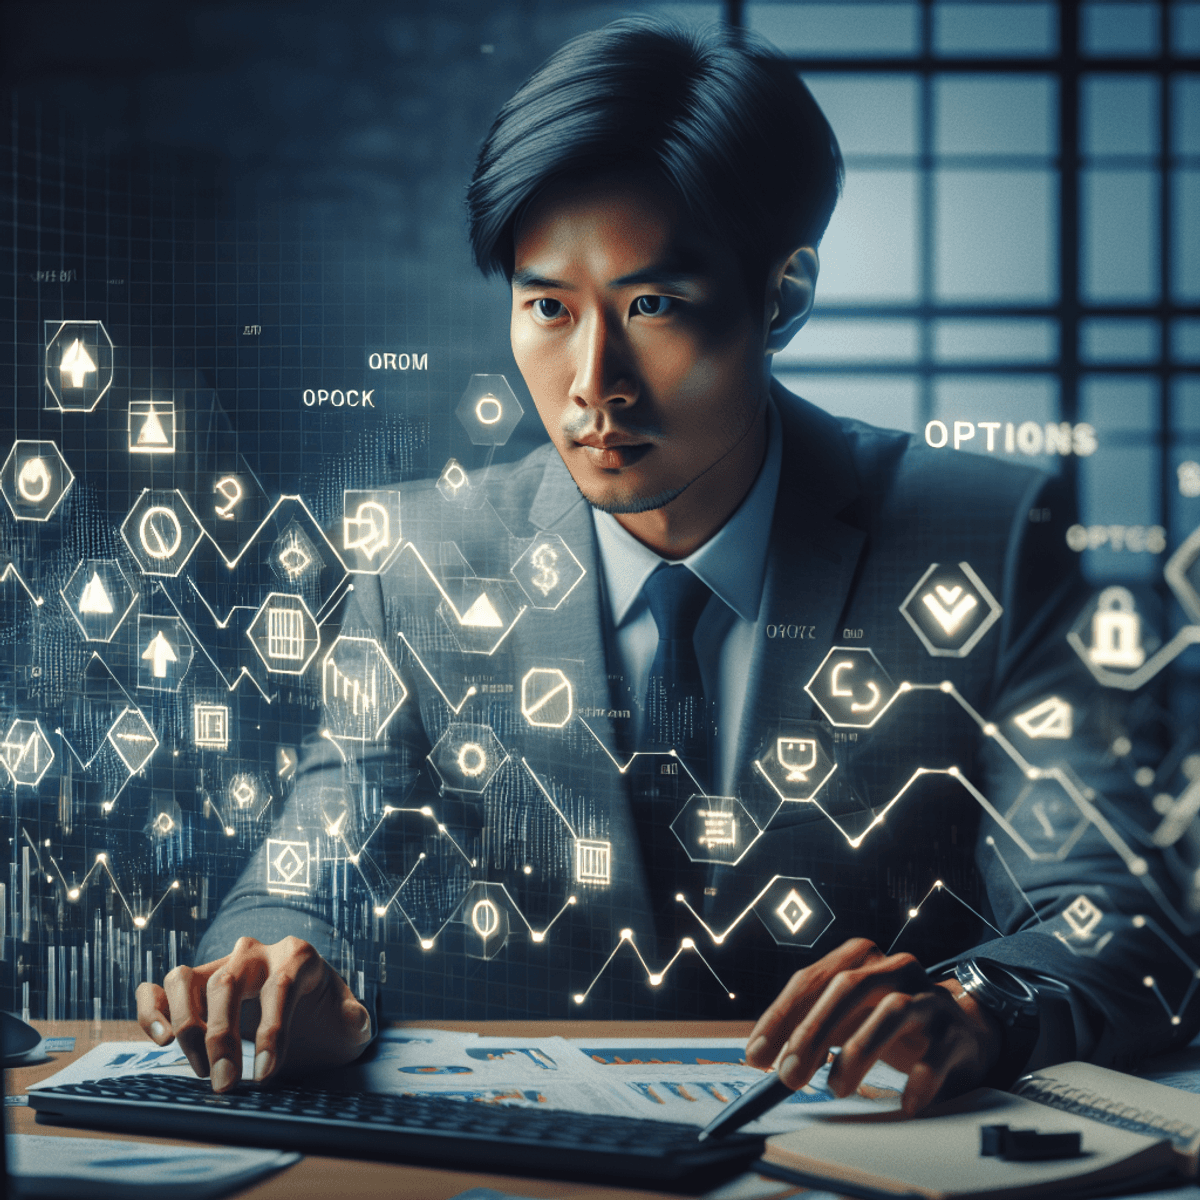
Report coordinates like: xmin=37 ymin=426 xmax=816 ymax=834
xmin=764 ymin=246 xmax=819 ymax=355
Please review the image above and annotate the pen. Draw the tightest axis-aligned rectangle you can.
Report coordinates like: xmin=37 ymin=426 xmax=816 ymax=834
xmin=697 ymin=1071 xmax=792 ymax=1142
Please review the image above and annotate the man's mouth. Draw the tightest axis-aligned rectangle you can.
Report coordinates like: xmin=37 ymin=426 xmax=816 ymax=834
xmin=573 ymin=436 xmax=654 ymax=470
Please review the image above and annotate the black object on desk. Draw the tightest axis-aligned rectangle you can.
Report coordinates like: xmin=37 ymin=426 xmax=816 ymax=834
xmin=698 ymin=1071 xmax=792 ymax=1142
xmin=29 ymin=1073 xmax=764 ymax=1193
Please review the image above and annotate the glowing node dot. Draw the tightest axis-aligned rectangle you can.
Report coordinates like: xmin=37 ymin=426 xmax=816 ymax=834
xmin=1144 ymin=976 xmax=1156 ymax=988
xmin=419 ymin=852 xmax=427 ymax=859
xmin=96 ymin=853 xmax=107 ymax=863
xmin=43 ymin=839 xmax=50 ymax=848
xmin=908 ymin=908 xmax=920 ymax=918
xmin=574 ymin=994 xmax=585 ymax=1005
xmin=935 ymin=880 xmax=944 ymax=888
xmin=619 ymin=928 xmax=633 ymax=941
xmin=728 ymin=993 xmax=736 ymax=1000
xmin=531 ymin=932 xmax=544 ymax=943
xmin=45 ymin=874 xmax=52 ymax=884
xmin=420 ymin=939 xmax=434 ymax=950
xmin=568 ymin=896 xmax=577 ymax=905
xmin=982 ymin=724 xmax=996 ymax=736
xmin=101 ymin=803 xmax=113 ymax=813
xmin=133 ymin=916 xmax=147 ymax=928
xmin=1172 ymin=1015 xmax=1182 ymax=1025
xmin=523 ymin=865 xmax=532 ymax=875
xmin=649 ymin=974 xmax=662 ymax=986
xmin=681 ymin=938 xmax=694 ymax=949
xmin=1025 ymin=769 xmax=1039 ymax=780
xmin=674 ymin=893 xmax=685 ymax=902
xmin=438 ymin=823 xmax=446 ymax=832
xmin=420 ymin=806 xmax=433 ymax=816
xmin=67 ymin=888 xmax=80 ymax=901
xmin=349 ymin=854 xmax=360 ymax=864
xmin=374 ymin=906 xmax=387 ymax=917
xmin=225 ymin=827 xmax=236 ymax=837
xmin=939 ymin=681 xmax=953 ymax=693
xmin=1133 ymin=915 xmax=1147 ymax=927
xmin=1130 ymin=858 xmax=1148 ymax=875
xmin=383 ymin=806 xmax=394 ymax=815
xmin=948 ymin=766 xmax=961 ymax=777
xmin=899 ymin=681 xmax=912 ymax=692
xmin=470 ymin=858 xmax=478 ymax=867
xmin=173 ymin=750 xmax=179 ymax=757
xmin=171 ymin=881 xmax=180 ymax=889
xmin=714 ymin=935 xmax=726 ymax=945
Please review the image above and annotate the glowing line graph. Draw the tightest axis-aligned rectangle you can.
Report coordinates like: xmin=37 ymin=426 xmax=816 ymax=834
xmin=0 ymin=562 xmax=43 ymax=607
xmin=521 ymin=757 xmax=578 ymax=839
xmin=674 ymin=876 xmax=781 ymax=946
xmin=396 ymin=633 xmax=477 ymax=714
xmin=570 ymin=928 xmax=734 ymax=1006
xmin=578 ymin=718 xmax=706 ymax=795
xmin=1133 ymin=914 xmax=1200 ymax=1026
xmin=325 ymin=802 xmax=477 ymax=871
xmin=399 ymin=542 xmax=528 ymax=643
xmin=883 ymin=878 xmax=1002 ymax=955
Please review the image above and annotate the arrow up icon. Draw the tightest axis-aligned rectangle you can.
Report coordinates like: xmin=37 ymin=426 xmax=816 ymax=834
xmin=141 ymin=631 xmax=178 ymax=678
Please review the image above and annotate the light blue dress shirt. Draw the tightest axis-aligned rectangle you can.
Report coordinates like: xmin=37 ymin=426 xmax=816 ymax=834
xmin=591 ymin=400 xmax=783 ymax=796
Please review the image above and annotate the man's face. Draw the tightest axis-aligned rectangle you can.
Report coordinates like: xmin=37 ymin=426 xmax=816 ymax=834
xmin=510 ymin=174 xmax=770 ymax=515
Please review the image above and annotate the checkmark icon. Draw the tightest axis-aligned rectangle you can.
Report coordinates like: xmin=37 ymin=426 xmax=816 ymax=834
xmin=922 ymin=587 xmax=978 ymax=634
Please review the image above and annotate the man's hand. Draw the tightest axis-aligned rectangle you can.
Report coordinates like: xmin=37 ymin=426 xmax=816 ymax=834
xmin=745 ymin=938 xmax=1002 ymax=1115
xmin=135 ymin=935 xmax=372 ymax=1092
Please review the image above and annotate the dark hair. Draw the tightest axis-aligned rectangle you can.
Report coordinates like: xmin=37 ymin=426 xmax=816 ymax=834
xmin=466 ymin=17 xmax=843 ymax=299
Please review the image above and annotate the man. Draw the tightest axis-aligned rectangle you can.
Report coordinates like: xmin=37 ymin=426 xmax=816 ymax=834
xmin=137 ymin=18 xmax=1194 ymax=1114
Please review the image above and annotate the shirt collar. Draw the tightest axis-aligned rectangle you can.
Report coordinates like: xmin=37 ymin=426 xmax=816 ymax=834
xmin=591 ymin=399 xmax=782 ymax=626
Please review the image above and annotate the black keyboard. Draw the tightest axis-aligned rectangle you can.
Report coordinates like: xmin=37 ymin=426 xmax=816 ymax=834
xmin=29 ymin=1073 xmax=764 ymax=1191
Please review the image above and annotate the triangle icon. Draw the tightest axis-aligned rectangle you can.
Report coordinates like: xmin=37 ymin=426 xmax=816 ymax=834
xmin=79 ymin=571 xmax=114 ymax=614
xmin=460 ymin=592 xmax=503 ymax=628
xmin=1013 ymin=695 xmax=1073 ymax=740
xmin=137 ymin=404 xmax=169 ymax=445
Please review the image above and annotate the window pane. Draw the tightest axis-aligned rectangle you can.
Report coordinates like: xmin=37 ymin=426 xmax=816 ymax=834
xmin=931 ymin=376 xmax=1061 ymax=454
xmin=747 ymin=3 xmax=920 ymax=56
xmin=1080 ymin=375 xmax=1159 ymax=432
xmin=804 ymin=74 xmax=919 ymax=157
xmin=778 ymin=318 xmax=919 ymax=365
xmin=935 ymin=76 xmax=1057 ymax=156
xmin=1173 ymin=76 xmax=1200 ymax=158
xmin=818 ymin=169 xmax=919 ymax=302
xmin=1082 ymin=2 xmax=1161 ymax=56
xmin=1080 ymin=318 xmax=1161 ymax=364
xmin=1081 ymin=75 xmax=1160 ymax=157
xmin=933 ymin=318 xmax=1058 ymax=363
xmin=1081 ymin=169 xmax=1160 ymax=302
xmin=1173 ymin=169 xmax=1200 ymax=302
xmin=1171 ymin=2 xmax=1200 ymax=53
xmin=774 ymin=372 xmax=918 ymax=432
xmin=1174 ymin=378 xmax=1200 ymax=435
xmin=1172 ymin=319 xmax=1200 ymax=364
xmin=935 ymin=170 xmax=1057 ymax=302
xmin=933 ymin=3 xmax=1057 ymax=56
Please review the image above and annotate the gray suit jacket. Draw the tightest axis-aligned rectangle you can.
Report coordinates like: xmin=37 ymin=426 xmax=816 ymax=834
xmin=201 ymin=382 xmax=1196 ymax=1069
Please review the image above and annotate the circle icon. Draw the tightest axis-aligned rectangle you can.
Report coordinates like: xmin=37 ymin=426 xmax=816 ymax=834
xmin=16 ymin=459 xmax=50 ymax=503
xmin=457 ymin=742 xmax=487 ymax=777
xmin=475 ymin=395 xmax=503 ymax=425
xmin=138 ymin=507 xmax=184 ymax=560
xmin=471 ymin=898 xmax=500 ymax=938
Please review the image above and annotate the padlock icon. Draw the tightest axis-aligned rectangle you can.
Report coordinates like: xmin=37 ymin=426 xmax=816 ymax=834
xmin=1088 ymin=587 xmax=1145 ymax=669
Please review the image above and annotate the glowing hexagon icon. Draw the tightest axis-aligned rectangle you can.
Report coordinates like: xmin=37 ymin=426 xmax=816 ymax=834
xmin=61 ymin=559 xmax=138 ymax=643
xmin=120 ymin=489 xmax=204 ymax=577
xmin=520 ymin=667 xmax=573 ymax=729
xmin=805 ymin=647 xmax=899 ymax=729
xmin=321 ymin=634 xmax=408 ymax=742
xmin=753 ymin=722 xmax=837 ymax=803
xmin=246 ymin=593 xmax=321 ymax=675
xmin=1002 ymin=777 xmax=1091 ymax=862
xmin=436 ymin=458 xmax=471 ymax=502
xmin=1 ymin=719 xmax=55 ymax=787
xmin=670 ymin=794 xmax=763 ymax=866
xmin=455 ymin=374 xmax=523 ymax=446
xmin=429 ymin=722 xmax=508 ymax=794
xmin=106 ymin=707 xmax=158 ymax=775
xmin=1067 ymin=586 xmax=1161 ymax=691
xmin=459 ymin=881 xmax=514 ymax=960
xmin=753 ymin=876 xmax=836 ymax=948
xmin=1 ymin=440 xmax=75 ymax=522
xmin=511 ymin=533 xmax=586 ymax=610
xmin=45 ymin=319 xmax=114 ymax=412
xmin=899 ymin=561 xmax=1002 ymax=658
xmin=266 ymin=839 xmax=313 ymax=896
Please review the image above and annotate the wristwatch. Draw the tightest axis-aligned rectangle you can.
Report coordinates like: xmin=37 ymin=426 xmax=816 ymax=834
xmin=953 ymin=959 xmax=1042 ymax=1085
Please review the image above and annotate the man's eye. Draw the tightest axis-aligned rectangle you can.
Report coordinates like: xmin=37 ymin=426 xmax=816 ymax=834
xmin=534 ymin=298 xmax=566 ymax=320
xmin=633 ymin=295 xmax=674 ymax=317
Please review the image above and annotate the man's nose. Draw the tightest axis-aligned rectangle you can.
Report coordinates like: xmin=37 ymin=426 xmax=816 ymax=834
xmin=570 ymin=312 xmax=637 ymax=409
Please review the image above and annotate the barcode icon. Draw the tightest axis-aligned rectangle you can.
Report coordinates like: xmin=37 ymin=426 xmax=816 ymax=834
xmin=267 ymin=607 xmax=305 ymax=660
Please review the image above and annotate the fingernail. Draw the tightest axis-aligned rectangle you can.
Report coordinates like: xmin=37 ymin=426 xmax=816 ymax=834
xmin=150 ymin=1020 xmax=165 ymax=1040
xmin=747 ymin=1036 xmax=768 ymax=1061
xmin=211 ymin=1057 xmax=237 ymax=1092
xmin=778 ymin=1054 xmax=801 ymax=1087
xmin=254 ymin=1050 xmax=274 ymax=1082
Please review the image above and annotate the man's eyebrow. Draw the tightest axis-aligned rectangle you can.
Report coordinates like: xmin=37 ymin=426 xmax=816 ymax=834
xmin=511 ymin=268 xmax=572 ymax=289
xmin=607 ymin=258 xmax=709 ymax=289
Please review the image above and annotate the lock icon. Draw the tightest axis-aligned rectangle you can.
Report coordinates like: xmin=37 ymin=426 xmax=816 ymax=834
xmin=1088 ymin=587 xmax=1145 ymax=669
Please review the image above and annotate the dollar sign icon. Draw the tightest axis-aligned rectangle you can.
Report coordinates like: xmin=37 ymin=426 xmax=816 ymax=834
xmin=531 ymin=544 xmax=559 ymax=597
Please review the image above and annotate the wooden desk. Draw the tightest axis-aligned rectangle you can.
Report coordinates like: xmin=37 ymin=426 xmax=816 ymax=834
xmin=6 ymin=1020 xmax=797 ymax=1200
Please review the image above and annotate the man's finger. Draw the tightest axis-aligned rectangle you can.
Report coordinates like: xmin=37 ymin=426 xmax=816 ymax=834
xmin=746 ymin=938 xmax=881 ymax=1067
xmin=162 ymin=965 xmax=214 ymax=1078
xmin=778 ymin=954 xmax=931 ymax=1089
xmin=205 ymin=949 xmax=263 ymax=1093
xmin=135 ymin=981 xmax=174 ymax=1045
